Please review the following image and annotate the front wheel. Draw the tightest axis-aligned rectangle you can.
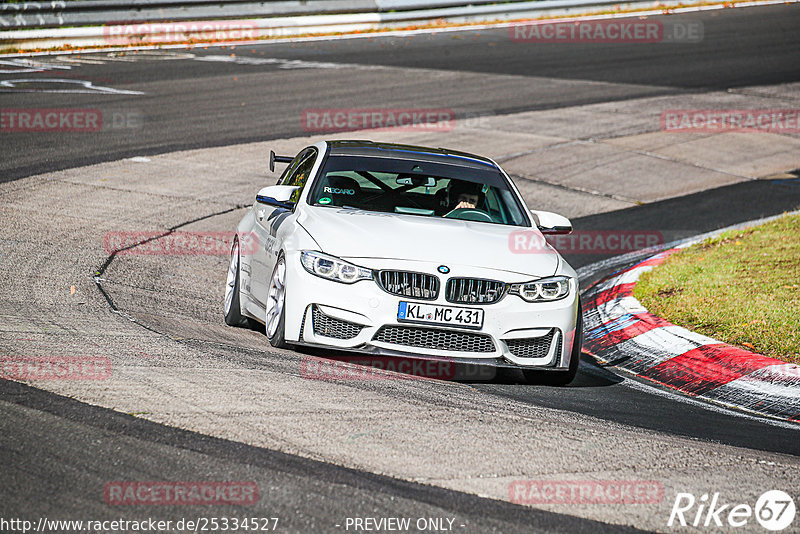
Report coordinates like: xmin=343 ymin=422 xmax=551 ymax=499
xmin=224 ymin=238 xmax=248 ymax=326
xmin=265 ymin=254 xmax=289 ymax=349
xmin=523 ymin=301 xmax=582 ymax=386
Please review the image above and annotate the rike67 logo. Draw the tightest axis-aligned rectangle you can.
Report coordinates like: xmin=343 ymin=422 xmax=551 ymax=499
xmin=668 ymin=490 xmax=795 ymax=531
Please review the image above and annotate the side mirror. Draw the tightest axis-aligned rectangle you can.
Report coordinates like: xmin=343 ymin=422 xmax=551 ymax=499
xmin=256 ymin=185 xmax=299 ymax=209
xmin=531 ymin=210 xmax=572 ymax=235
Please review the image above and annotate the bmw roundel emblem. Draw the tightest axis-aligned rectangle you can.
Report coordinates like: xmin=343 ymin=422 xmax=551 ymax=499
xmin=437 ymin=265 xmax=450 ymax=274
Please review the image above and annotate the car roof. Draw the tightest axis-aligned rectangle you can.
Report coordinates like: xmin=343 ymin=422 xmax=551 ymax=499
xmin=326 ymin=140 xmax=498 ymax=170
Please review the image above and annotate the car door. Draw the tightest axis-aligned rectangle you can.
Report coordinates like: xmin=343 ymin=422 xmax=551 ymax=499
xmin=249 ymin=148 xmax=318 ymax=306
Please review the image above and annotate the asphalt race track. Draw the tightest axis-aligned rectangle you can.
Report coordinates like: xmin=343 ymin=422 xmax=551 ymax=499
xmin=2 ymin=4 xmax=800 ymax=533
xmin=2 ymin=5 xmax=800 ymax=182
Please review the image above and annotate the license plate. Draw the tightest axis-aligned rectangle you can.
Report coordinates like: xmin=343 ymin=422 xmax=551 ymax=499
xmin=397 ymin=301 xmax=484 ymax=329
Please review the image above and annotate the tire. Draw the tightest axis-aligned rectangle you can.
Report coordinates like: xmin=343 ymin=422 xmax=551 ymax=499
xmin=522 ymin=300 xmax=583 ymax=386
xmin=265 ymin=253 xmax=289 ymax=349
xmin=224 ymin=238 xmax=249 ymax=327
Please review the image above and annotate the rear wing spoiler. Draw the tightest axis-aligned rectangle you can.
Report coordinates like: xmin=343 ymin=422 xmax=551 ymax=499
xmin=269 ymin=150 xmax=293 ymax=172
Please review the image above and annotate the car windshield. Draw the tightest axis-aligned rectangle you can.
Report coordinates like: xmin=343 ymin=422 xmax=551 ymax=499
xmin=306 ymin=155 xmax=530 ymax=227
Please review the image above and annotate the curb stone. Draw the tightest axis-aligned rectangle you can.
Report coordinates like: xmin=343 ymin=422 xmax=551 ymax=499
xmin=581 ymin=242 xmax=800 ymax=422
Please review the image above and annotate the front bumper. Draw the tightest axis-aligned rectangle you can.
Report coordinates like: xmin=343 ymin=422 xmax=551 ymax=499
xmin=283 ymin=255 xmax=579 ymax=369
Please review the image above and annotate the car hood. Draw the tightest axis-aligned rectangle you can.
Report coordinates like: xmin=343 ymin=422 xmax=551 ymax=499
xmin=296 ymin=207 xmax=560 ymax=277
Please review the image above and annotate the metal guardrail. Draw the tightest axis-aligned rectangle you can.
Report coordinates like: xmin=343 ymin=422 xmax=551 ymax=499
xmin=1 ymin=0 xmax=532 ymax=29
xmin=0 ymin=0 xmax=700 ymax=52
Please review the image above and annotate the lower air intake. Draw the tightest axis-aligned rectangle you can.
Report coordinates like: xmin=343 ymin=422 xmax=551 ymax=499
xmin=312 ymin=305 xmax=363 ymax=340
xmin=505 ymin=329 xmax=557 ymax=359
xmin=372 ymin=325 xmax=495 ymax=353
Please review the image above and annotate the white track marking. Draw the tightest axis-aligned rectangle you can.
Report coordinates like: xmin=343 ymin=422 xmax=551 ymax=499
xmin=194 ymin=54 xmax=386 ymax=70
xmin=0 ymin=78 xmax=144 ymax=94
xmin=0 ymin=58 xmax=72 ymax=73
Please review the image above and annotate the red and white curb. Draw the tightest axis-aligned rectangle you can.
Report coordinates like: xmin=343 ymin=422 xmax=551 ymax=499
xmin=582 ymin=248 xmax=800 ymax=423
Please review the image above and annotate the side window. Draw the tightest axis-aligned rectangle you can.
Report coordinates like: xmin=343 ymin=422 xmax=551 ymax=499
xmin=277 ymin=155 xmax=303 ymax=185
xmin=284 ymin=150 xmax=317 ymax=204
xmin=483 ymin=187 xmax=506 ymax=224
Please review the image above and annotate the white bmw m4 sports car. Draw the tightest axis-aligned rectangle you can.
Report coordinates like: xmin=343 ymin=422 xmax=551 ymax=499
xmin=225 ymin=140 xmax=582 ymax=385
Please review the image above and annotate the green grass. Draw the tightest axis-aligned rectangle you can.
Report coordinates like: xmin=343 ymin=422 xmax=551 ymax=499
xmin=634 ymin=213 xmax=800 ymax=365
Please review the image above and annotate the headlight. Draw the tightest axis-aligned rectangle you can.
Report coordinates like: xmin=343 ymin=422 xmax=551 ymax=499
xmin=300 ymin=251 xmax=373 ymax=284
xmin=509 ymin=276 xmax=571 ymax=302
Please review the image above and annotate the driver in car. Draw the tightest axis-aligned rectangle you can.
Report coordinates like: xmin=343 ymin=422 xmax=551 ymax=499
xmin=447 ymin=180 xmax=484 ymax=211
